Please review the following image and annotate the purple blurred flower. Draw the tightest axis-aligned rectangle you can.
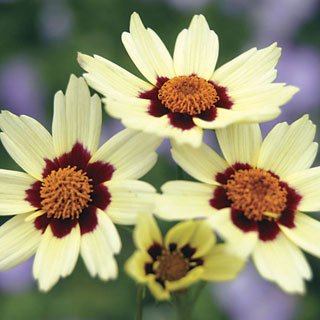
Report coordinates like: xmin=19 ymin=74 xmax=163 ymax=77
xmin=249 ymin=0 xmax=319 ymax=45
xmin=38 ymin=0 xmax=73 ymax=43
xmin=212 ymin=263 xmax=299 ymax=320
xmin=0 ymin=56 xmax=46 ymax=121
xmin=165 ymin=0 xmax=210 ymax=12
xmin=0 ymin=258 xmax=34 ymax=293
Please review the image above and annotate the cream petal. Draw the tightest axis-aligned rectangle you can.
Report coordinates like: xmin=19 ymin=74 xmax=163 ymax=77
xmin=33 ymin=223 xmax=81 ymax=292
xmin=53 ymin=88 xmax=102 ymax=156
xmin=229 ymin=83 xmax=299 ymax=113
xmin=0 ymin=212 xmax=42 ymax=270
xmin=173 ymin=15 xmax=219 ymax=79
xmin=212 ymin=43 xmax=281 ymax=88
xmin=280 ymin=211 xmax=320 ymax=258
xmin=285 ymin=167 xmax=320 ymax=212
xmin=96 ymin=209 xmax=121 ymax=254
xmin=193 ymin=107 xmax=280 ymax=129
xmin=164 ymin=220 xmax=215 ymax=258
xmin=121 ymin=12 xmax=175 ymax=84
xmin=53 ymin=75 xmax=102 ymax=156
xmin=0 ymin=111 xmax=55 ymax=180
xmin=171 ymin=141 xmax=228 ymax=184
xmin=80 ymin=210 xmax=119 ymax=281
xmin=201 ymin=244 xmax=244 ymax=281
xmin=78 ymin=52 xmax=153 ymax=98
xmin=0 ymin=169 xmax=37 ymax=215
xmin=257 ymin=115 xmax=317 ymax=179
xmin=216 ymin=123 xmax=262 ymax=167
xmin=105 ymin=180 xmax=156 ymax=225
xmin=252 ymin=232 xmax=311 ymax=294
xmin=133 ymin=213 xmax=162 ymax=250
xmin=207 ymin=208 xmax=258 ymax=259
xmin=90 ymin=128 xmax=161 ymax=180
xmin=108 ymin=101 xmax=203 ymax=148
xmin=155 ymin=181 xmax=216 ymax=220
xmin=104 ymin=95 xmax=150 ymax=120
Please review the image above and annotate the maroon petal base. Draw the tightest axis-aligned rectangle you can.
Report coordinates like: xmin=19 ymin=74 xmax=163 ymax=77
xmin=210 ymin=163 xmax=302 ymax=242
xmin=26 ymin=142 xmax=115 ymax=239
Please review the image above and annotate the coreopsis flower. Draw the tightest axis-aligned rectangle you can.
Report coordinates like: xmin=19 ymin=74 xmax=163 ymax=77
xmin=78 ymin=12 xmax=298 ymax=148
xmin=0 ymin=75 xmax=161 ymax=291
xmin=155 ymin=115 xmax=320 ymax=294
xmin=125 ymin=213 xmax=243 ymax=300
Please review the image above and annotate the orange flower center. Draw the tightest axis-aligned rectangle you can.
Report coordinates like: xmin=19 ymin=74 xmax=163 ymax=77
xmin=155 ymin=249 xmax=189 ymax=281
xmin=40 ymin=165 xmax=93 ymax=220
xmin=225 ymin=168 xmax=287 ymax=221
xmin=158 ymin=75 xmax=219 ymax=115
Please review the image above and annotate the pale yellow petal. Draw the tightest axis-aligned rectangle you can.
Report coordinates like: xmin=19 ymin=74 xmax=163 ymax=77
xmin=78 ymin=52 xmax=153 ymax=98
xmin=122 ymin=12 xmax=174 ymax=84
xmin=90 ymin=128 xmax=161 ymax=180
xmin=156 ymin=181 xmax=216 ymax=220
xmin=280 ymin=211 xmax=320 ymax=258
xmin=0 ymin=212 xmax=41 ymax=270
xmin=80 ymin=211 xmax=119 ymax=281
xmin=0 ymin=169 xmax=37 ymax=215
xmin=33 ymin=223 xmax=81 ymax=292
xmin=252 ymin=232 xmax=311 ymax=294
xmin=171 ymin=142 xmax=228 ymax=184
xmin=216 ymin=123 xmax=262 ymax=167
xmin=207 ymin=209 xmax=258 ymax=259
xmin=213 ymin=43 xmax=280 ymax=88
xmin=173 ymin=14 xmax=219 ymax=79
xmin=164 ymin=220 xmax=215 ymax=258
xmin=105 ymin=180 xmax=156 ymax=225
xmin=125 ymin=251 xmax=153 ymax=283
xmin=257 ymin=115 xmax=317 ymax=179
xmin=0 ymin=111 xmax=55 ymax=180
xmin=285 ymin=167 xmax=320 ymax=212
xmin=133 ymin=213 xmax=162 ymax=251
xmin=201 ymin=244 xmax=245 ymax=281
xmin=166 ymin=266 xmax=203 ymax=291
xmin=148 ymin=279 xmax=170 ymax=300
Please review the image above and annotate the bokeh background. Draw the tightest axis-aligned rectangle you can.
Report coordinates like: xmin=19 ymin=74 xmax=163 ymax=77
xmin=0 ymin=0 xmax=320 ymax=319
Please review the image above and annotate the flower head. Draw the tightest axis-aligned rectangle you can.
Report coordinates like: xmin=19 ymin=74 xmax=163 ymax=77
xmin=78 ymin=12 xmax=298 ymax=147
xmin=125 ymin=213 xmax=243 ymax=300
xmin=156 ymin=115 xmax=320 ymax=294
xmin=0 ymin=75 xmax=161 ymax=291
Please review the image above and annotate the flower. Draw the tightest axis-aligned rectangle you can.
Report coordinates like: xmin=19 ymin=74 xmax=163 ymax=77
xmin=125 ymin=213 xmax=243 ymax=300
xmin=0 ymin=75 xmax=161 ymax=291
xmin=78 ymin=12 xmax=298 ymax=148
xmin=155 ymin=115 xmax=320 ymax=293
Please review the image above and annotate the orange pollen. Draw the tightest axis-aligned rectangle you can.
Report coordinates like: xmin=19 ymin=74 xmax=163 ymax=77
xmin=155 ymin=249 xmax=189 ymax=281
xmin=158 ymin=75 xmax=220 ymax=115
xmin=225 ymin=168 xmax=288 ymax=221
xmin=40 ymin=165 xmax=93 ymax=220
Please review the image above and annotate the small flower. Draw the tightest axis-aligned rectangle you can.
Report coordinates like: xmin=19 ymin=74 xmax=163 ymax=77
xmin=0 ymin=75 xmax=161 ymax=291
xmin=78 ymin=12 xmax=298 ymax=148
xmin=125 ymin=213 xmax=243 ymax=300
xmin=155 ymin=115 xmax=320 ymax=294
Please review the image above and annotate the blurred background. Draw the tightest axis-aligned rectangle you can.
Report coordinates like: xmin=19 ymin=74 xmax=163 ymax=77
xmin=0 ymin=0 xmax=320 ymax=319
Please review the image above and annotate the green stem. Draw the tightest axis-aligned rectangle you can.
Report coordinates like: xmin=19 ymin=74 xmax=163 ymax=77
xmin=174 ymin=293 xmax=188 ymax=320
xmin=174 ymin=282 xmax=207 ymax=320
xmin=136 ymin=285 xmax=144 ymax=320
xmin=189 ymin=281 xmax=207 ymax=311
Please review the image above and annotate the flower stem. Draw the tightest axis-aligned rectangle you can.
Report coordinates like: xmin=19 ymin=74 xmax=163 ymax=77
xmin=174 ymin=282 xmax=207 ymax=320
xmin=136 ymin=285 xmax=144 ymax=320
